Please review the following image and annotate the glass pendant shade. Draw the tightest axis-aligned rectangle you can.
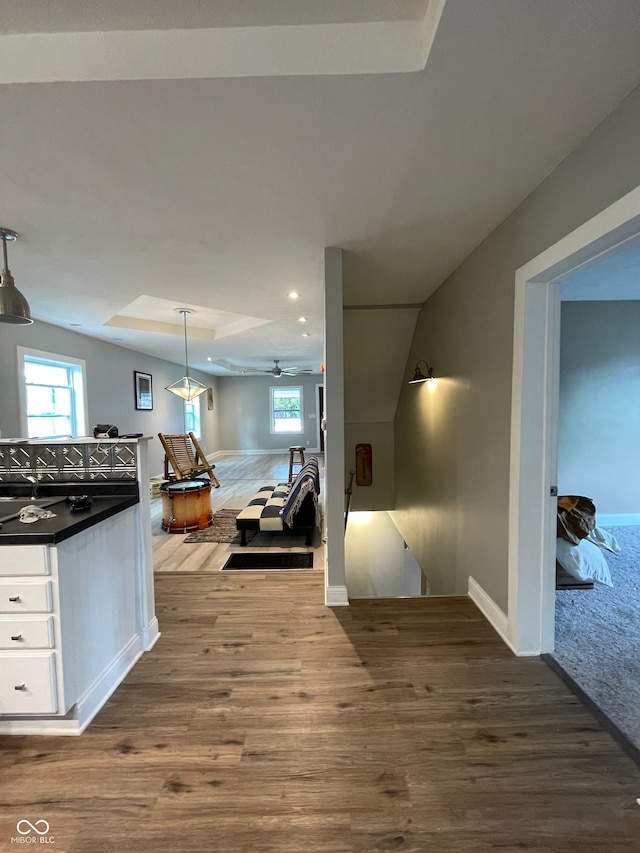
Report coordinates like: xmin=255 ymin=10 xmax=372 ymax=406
xmin=165 ymin=375 xmax=207 ymax=401
xmin=0 ymin=229 xmax=33 ymax=325
xmin=165 ymin=309 xmax=207 ymax=401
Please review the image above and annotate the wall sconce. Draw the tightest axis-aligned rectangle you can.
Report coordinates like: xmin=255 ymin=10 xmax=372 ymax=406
xmin=408 ymin=359 xmax=434 ymax=384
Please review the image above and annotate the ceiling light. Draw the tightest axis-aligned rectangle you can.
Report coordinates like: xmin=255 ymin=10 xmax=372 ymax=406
xmin=165 ymin=309 xmax=207 ymax=401
xmin=0 ymin=228 xmax=32 ymax=325
xmin=288 ymin=291 xmax=299 ymax=299
xmin=298 ymin=316 xmax=307 ymax=323
xmin=302 ymin=332 xmax=310 ymax=337
xmin=408 ymin=360 xmax=435 ymax=384
xmin=207 ymin=357 xmax=212 ymax=362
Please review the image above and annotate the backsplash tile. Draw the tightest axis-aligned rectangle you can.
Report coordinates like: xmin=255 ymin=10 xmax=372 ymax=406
xmin=0 ymin=441 xmax=137 ymax=482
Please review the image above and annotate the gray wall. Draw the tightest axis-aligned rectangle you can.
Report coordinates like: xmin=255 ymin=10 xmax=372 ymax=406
xmin=345 ymin=421 xmax=395 ymax=511
xmin=0 ymin=320 xmax=220 ymax=476
xmin=343 ymin=307 xmax=419 ymax=512
xmin=216 ymin=373 xmax=322 ymax=451
xmin=392 ymin=83 xmax=640 ymax=609
xmin=558 ymin=300 xmax=640 ymax=515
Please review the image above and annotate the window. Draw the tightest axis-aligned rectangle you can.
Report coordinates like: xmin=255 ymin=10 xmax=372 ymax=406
xmin=270 ymin=386 xmax=303 ymax=434
xmin=18 ymin=347 xmax=87 ymax=439
xmin=184 ymin=399 xmax=202 ymax=438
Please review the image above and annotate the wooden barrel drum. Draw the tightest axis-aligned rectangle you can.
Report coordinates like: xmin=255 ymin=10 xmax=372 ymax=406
xmin=161 ymin=479 xmax=212 ymax=533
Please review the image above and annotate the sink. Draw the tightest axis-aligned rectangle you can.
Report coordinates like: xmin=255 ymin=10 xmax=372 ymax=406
xmin=0 ymin=498 xmax=64 ymax=525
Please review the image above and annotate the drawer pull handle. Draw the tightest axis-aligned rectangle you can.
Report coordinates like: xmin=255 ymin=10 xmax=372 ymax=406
xmin=14 ymin=683 xmax=27 ymax=691
xmin=11 ymin=634 xmax=23 ymax=641
xmin=8 ymin=596 xmax=21 ymax=603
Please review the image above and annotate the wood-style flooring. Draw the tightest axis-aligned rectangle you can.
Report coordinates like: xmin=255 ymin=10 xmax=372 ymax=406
xmin=1 ymin=571 xmax=639 ymax=852
xmin=152 ymin=452 xmax=325 ymax=573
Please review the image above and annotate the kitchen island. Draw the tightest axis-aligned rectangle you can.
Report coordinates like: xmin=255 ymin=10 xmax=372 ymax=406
xmin=0 ymin=437 xmax=158 ymax=735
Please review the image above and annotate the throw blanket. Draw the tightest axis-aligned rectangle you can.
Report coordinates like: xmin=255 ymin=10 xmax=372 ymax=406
xmin=281 ymin=460 xmax=319 ymax=528
xmin=557 ymin=495 xmax=596 ymax=545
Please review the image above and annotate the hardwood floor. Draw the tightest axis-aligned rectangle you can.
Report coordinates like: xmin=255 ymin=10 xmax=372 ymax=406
xmin=152 ymin=452 xmax=325 ymax=573
xmin=1 ymin=571 xmax=639 ymax=852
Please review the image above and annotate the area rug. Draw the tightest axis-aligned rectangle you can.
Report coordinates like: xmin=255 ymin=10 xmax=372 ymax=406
xmin=183 ymin=509 xmax=255 ymax=544
xmin=551 ymin=526 xmax=640 ymax=752
xmin=222 ymin=552 xmax=313 ymax=570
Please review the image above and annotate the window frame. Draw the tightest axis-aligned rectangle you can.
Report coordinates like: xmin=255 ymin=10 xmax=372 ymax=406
xmin=184 ymin=397 xmax=202 ymax=439
xmin=269 ymin=385 xmax=304 ymax=435
xmin=17 ymin=346 xmax=88 ymax=439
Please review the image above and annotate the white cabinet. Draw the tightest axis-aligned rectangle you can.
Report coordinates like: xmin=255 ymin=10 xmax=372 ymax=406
xmin=0 ymin=549 xmax=59 ymax=716
xmin=0 ymin=616 xmax=55 ymax=649
xmin=0 ymin=505 xmax=154 ymax=733
xmin=0 ymin=653 xmax=58 ymax=714
xmin=0 ymin=579 xmax=52 ymax=613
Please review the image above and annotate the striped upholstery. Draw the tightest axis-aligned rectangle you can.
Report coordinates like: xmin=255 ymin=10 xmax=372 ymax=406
xmin=235 ymin=458 xmax=319 ymax=546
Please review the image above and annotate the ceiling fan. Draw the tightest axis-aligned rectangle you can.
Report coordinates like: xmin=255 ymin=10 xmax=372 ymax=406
xmin=249 ymin=359 xmax=313 ymax=377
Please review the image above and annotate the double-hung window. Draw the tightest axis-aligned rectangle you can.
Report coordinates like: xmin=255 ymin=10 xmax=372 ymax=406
xmin=270 ymin=386 xmax=303 ymax=434
xmin=184 ymin=399 xmax=202 ymax=439
xmin=18 ymin=347 xmax=87 ymax=439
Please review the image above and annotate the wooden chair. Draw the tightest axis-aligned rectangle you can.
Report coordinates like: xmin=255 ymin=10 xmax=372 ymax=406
xmin=158 ymin=432 xmax=220 ymax=488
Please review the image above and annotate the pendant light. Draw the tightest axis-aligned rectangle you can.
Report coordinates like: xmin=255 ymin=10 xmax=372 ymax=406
xmin=0 ymin=228 xmax=33 ymax=325
xmin=165 ymin=309 xmax=207 ymax=401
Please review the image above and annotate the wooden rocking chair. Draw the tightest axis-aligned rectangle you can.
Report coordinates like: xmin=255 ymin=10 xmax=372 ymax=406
xmin=158 ymin=432 xmax=220 ymax=488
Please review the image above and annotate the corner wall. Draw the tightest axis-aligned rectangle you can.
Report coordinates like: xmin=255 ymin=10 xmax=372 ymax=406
xmin=393 ymin=83 xmax=640 ymax=612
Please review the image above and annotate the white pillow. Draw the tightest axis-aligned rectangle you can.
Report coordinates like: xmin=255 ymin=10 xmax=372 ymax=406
xmin=556 ymin=537 xmax=613 ymax=587
xmin=586 ymin=526 xmax=621 ymax=554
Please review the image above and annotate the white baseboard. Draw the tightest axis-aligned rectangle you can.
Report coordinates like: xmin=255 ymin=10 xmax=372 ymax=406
xmin=0 ymin=634 xmax=144 ymax=736
xmin=325 ymin=584 xmax=349 ymax=606
xmin=142 ymin=618 xmax=161 ymax=651
xmin=598 ymin=513 xmax=640 ymax=527
xmin=74 ymin=633 xmax=144 ymax=733
xmin=468 ymin=576 xmax=517 ymax=654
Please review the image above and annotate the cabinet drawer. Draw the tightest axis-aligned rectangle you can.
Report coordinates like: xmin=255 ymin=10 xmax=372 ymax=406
xmin=0 ymin=653 xmax=58 ymax=714
xmin=0 ymin=616 xmax=55 ymax=649
xmin=0 ymin=546 xmax=50 ymax=577
xmin=0 ymin=581 xmax=52 ymax=613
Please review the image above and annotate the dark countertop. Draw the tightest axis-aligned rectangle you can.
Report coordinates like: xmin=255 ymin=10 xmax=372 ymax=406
xmin=0 ymin=483 xmax=139 ymax=545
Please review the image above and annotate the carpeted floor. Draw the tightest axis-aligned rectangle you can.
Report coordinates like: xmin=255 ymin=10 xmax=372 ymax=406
xmin=552 ymin=526 xmax=640 ymax=750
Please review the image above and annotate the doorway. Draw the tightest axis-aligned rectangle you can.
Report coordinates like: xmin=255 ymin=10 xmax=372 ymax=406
xmin=508 ymin=185 xmax=640 ymax=656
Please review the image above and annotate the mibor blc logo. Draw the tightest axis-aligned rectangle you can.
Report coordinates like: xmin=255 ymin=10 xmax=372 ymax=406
xmin=11 ymin=820 xmax=54 ymax=844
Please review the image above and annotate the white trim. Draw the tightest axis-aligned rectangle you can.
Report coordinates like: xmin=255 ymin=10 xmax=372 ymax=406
xmin=73 ymin=634 xmax=143 ymax=732
xmin=467 ymin=577 xmax=518 ymax=655
xmin=597 ymin=513 xmax=640 ymax=527
xmin=325 ymin=585 xmax=349 ymax=607
xmin=0 ymin=634 xmax=143 ymax=736
xmin=269 ymin=384 xmax=304 ymax=435
xmin=17 ymin=345 xmax=89 ymax=439
xmin=509 ymin=185 xmax=640 ymax=656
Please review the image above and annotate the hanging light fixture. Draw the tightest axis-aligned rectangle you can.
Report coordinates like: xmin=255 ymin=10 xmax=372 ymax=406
xmin=165 ymin=309 xmax=207 ymax=401
xmin=0 ymin=228 xmax=32 ymax=325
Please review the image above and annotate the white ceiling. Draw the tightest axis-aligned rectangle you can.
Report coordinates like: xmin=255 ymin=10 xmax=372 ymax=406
xmin=2 ymin=1 xmax=640 ymax=376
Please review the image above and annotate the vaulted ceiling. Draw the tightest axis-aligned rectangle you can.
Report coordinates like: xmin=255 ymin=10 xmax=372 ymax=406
xmin=2 ymin=0 xmax=640 ymax=376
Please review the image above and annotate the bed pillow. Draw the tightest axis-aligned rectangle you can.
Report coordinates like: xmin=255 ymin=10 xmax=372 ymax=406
xmin=556 ymin=537 xmax=613 ymax=587
xmin=586 ymin=526 xmax=621 ymax=554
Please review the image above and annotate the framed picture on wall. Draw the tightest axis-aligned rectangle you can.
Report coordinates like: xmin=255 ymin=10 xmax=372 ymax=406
xmin=134 ymin=371 xmax=153 ymax=410
xmin=207 ymin=387 xmax=214 ymax=410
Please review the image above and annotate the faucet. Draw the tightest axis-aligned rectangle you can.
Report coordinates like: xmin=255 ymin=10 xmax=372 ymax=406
xmin=25 ymin=474 xmax=40 ymax=500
